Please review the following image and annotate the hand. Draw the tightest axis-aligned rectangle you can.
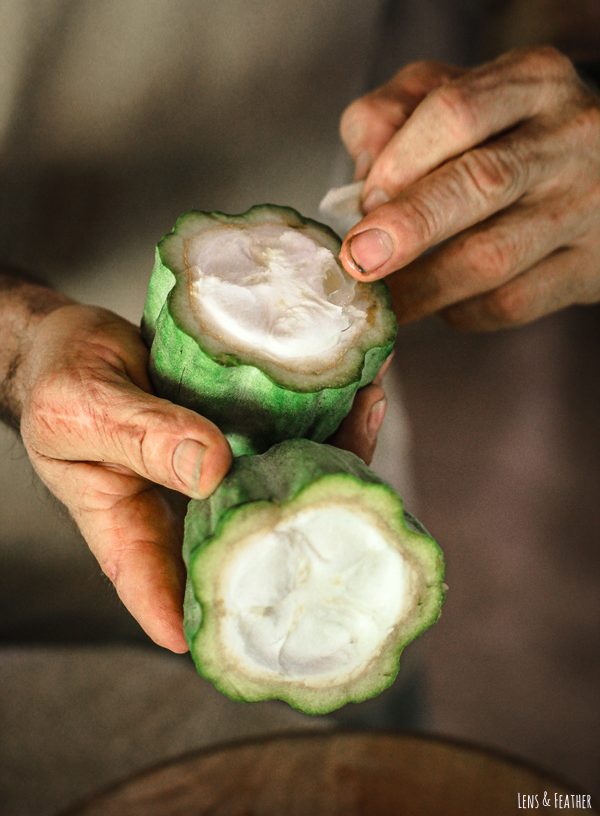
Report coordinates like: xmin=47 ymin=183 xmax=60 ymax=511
xmin=18 ymin=304 xmax=232 ymax=653
xmin=16 ymin=303 xmax=388 ymax=652
xmin=329 ymin=353 xmax=393 ymax=465
xmin=339 ymin=47 xmax=600 ymax=330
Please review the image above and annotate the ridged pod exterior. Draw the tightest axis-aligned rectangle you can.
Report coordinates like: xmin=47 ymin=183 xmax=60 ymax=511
xmin=183 ymin=440 xmax=445 ymax=715
xmin=142 ymin=205 xmax=397 ymax=456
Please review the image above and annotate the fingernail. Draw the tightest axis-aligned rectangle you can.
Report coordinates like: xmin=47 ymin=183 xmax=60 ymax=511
xmin=373 ymin=351 xmax=395 ymax=385
xmin=354 ymin=150 xmax=373 ymax=180
xmin=173 ymin=439 xmax=206 ymax=495
xmin=349 ymin=229 xmax=393 ymax=274
xmin=362 ymin=187 xmax=389 ymax=213
xmin=367 ymin=398 xmax=387 ymax=440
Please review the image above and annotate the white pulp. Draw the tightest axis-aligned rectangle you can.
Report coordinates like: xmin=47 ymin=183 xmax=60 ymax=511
xmin=221 ymin=505 xmax=414 ymax=685
xmin=187 ymin=224 xmax=365 ymax=367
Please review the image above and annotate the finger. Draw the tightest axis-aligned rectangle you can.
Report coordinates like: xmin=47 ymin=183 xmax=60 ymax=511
xmin=362 ymin=46 xmax=577 ymax=208
xmin=329 ymin=383 xmax=386 ymax=465
xmin=340 ymin=120 xmax=564 ymax=281
xmin=441 ymin=246 xmax=591 ymax=332
xmin=38 ymin=458 xmax=189 ymax=652
xmin=387 ymin=195 xmax=586 ymax=323
xmin=373 ymin=350 xmax=395 ymax=384
xmin=25 ymin=375 xmax=233 ymax=499
xmin=340 ymin=61 xmax=463 ymax=179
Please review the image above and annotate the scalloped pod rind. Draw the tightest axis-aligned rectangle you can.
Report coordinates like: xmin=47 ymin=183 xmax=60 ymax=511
xmin=142 ymin=205 xmax=397 ymax=456
xmin=182 ymin=440 xmax=446 ymax=716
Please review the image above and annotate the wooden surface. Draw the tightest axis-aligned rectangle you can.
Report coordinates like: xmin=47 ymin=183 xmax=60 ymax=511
xmin=63 ymin=731 xmax=590 ymax=816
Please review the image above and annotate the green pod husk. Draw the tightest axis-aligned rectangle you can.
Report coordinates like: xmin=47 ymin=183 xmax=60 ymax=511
xmin=143 ymin=205 xmax=397 ymax=456
xmin=183 ymin=439 xmax=445 ymax=715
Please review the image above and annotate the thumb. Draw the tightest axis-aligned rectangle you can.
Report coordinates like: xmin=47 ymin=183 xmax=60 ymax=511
xmin=26 ymin=374 xmax=232 ymax=498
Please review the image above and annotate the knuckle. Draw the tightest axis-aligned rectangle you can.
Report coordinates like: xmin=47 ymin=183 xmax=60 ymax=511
xmin=484 ymin=283 xmax=531 ymax=325
xmin=441 ymin=303 xmax=473 ymax=332
xmin=405 ymin=59 xmax=432 ymax=73
xmin=386 ymin=61 xmax=436 ymax=95
xmin=571 ymin=101 xmax=600 ymax=148
xmin=401 ymin=59 xmax=437 ymax=79
xmin=431 ymin=83 xmax=477 ymax=138
xmin=459 ymin=146 xmax=524 ymax=202
xmin=116 ymin=405 xmax=172 ymax=473
xmin=122 ymin=420 xmax=149 ymax=472
xmin=459 ymin=232 xmax=514 ymax=282
xmin=399 ymin=194 xmax=440 ymax=246
xmin=521 ymin=45 xmax=574 ymax=78
xmin=340 ymin=98 xmax=373 ymax=147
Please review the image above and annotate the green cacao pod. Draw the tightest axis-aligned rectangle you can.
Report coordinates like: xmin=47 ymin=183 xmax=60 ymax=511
xmin=143 ymin=205 xmax=397 ymax=456
xmin=183 ymin=440 xmax=445 ymax=715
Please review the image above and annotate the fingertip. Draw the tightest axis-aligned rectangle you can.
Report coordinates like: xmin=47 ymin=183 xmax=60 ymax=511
xmin=145 ymin=613 xmax=189 ymax=653
xmin=367 ymin=395 xmax=387 ymax=442
xmin=362 ymin=186 xmax=390 ymax=214
xmin=373 ymin=351 xmax=395 ymax=384
xmin=329 ymin=382 xmax=386 ymax=465
xmin=340 ymin=235 xmax=385 ymax=282
xmin=155 ymin=627 xmax=189 ymax=654
xmin=354 ymin=150 xmax=373 ymax=181
xmin=172 ymin=438 xmax=207 ymax=498
xmin=141 ymin=601 xmax=189 ymax=654
xmin=339 ymin=238 xmax=367 ymax=280
xmin=340 ymin=227 xmax=394 ymax=282
xmin=197 ymin=430 xmax=232 ymax=498
xmin=170 ymin=413 xmax=232 ymax=499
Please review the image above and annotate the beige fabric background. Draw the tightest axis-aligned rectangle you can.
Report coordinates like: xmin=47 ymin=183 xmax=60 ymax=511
xmin=2 ymin=2 xmax=599 ymax=814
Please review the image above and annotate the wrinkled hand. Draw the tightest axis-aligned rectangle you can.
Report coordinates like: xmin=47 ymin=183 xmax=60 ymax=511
xmin=339 ymin=47 xmax=600 ymax=330
xmin=17 ymin=304 xmax=388 ymax=651
xmin=18 ymin=305 xmax=232 ymax=652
